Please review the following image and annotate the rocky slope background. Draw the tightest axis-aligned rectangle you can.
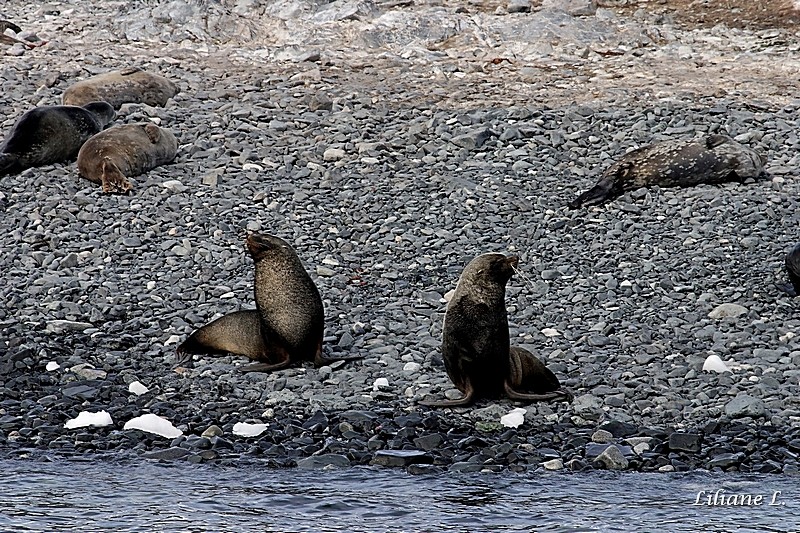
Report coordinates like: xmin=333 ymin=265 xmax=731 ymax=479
xmin=1 ymin=0 xmax=800 ymax=473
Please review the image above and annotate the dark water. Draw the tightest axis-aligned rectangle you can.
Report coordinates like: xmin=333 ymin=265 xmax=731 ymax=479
xmin=1 ymin=459 xmax=798 ymax=532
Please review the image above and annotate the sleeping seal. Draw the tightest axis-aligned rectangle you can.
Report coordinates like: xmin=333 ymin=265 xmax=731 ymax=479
xmin=569 ymin=135 xmax=766 ymax=208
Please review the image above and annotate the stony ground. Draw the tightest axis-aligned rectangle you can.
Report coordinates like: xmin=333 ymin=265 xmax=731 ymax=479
xmin=1 ymin=0 xmax=800 ymax=473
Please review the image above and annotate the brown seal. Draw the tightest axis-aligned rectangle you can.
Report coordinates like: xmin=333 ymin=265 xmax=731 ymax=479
xmin=419 ymin=253 xmax=571 ymax=407
xmin=62 ymin=68 xmax=179 ymax=109
xmin=177 ymin=233 xmax=362 ymax=372
xmin=76 ymin=122 xmax=177 ymax=193
xmin=569 ymin=135 xmax=766 ymax=208
xmin=778 ymin=243 xmax=800 ymax=297
xmin=0 ymin=102 xmax=115 ymax=176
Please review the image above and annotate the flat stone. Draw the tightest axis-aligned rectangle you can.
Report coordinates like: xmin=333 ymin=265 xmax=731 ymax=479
xmin=725 ymin=395 xmax=767 ymax=418
xmin=708 ymin=303 xmax=747 ymax=319
xmin=296 ymin=454 xmax=351 ymax=469
xmin=143 ymin=447 xmax=191 ymax=461
xmin=708 ymin=452 xmax=745 ymax=469
xmin=668 ymin=432 xmax=702 ymax=452
xmin=370 ymin=450 xmax=432 ymax=467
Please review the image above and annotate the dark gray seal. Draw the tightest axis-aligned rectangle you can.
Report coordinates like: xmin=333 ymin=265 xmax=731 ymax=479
xmin=177 ymin=233 xmax=362 ymax=372
xmin=76 ymin=122 xmax=177 ymax=193
xmin=419 ymin=253 xmax=571 ymax=407
xmin=569 ymin=135 xmax=766 ymax=208
xmin=0 ymin=102 xmax=115 ymax=176
xmin=62 ymin=68 xmax=179 ymax=109
xmin=778 ymin=243 xmax=800 ymax=297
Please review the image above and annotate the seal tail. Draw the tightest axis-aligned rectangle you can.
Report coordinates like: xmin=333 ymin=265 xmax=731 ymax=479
xmin=314 ymin=343 xmax=364 ymax=367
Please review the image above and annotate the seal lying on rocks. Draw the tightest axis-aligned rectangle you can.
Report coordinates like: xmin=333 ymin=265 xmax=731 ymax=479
xmin=419 ymin=253 xmax=571 ymax=407
xmin=777 ymin=243 xmax=800 ymax=297
xmin=0 ymin=102 xmax=115 ymax=176
xmin=62 ymin=67 xmax=179 ymax=109
xmin=177 ymin=233 xmax=363 ymax=372
xmin=569 ymin=135 xmax=766 ymax=208
xmin=76 ymin=122 xmax=177 ymax=193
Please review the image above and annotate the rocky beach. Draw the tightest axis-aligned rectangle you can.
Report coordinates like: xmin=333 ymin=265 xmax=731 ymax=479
xmin=1 ymin=0 xmax=800 ymax=474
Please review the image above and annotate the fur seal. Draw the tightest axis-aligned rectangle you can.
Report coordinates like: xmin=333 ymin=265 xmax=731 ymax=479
xmin=76 ymin=122 xmax=177 ymax=193
xmin=778 ymin=243 xmax=800 ymax=297
xmin=569 ymin=134 xmax=766 ymax=208
xmin=62 ymin=68 xmax=179 ymax=109
xmin=177 ymin=233 xmax=362 ymax=372
xmin=0 ymin=102 xmax=115 ymax=176
xmin=419 ymin=253 xmax=571 ymax=407
xmin=0 ymin=21 xmax=45 ymax=48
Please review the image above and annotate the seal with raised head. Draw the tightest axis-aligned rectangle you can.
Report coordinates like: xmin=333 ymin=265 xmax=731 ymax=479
xmin=62 ymin=67 xmax=179 ymax=109
xmin=0 ymin=102 xmax=115 ymax=176
xmin=778 ymin=243 xmax=800 ymax=297
xmin=569 ymin=134 xmax=766 ymax=208
xmin=419 ymin=253 xmax=571 ymax=407
xmin=177 ymin=232 xmax=363 ymax=372
xmin=76 ymin=122 xmax=177 ymax=193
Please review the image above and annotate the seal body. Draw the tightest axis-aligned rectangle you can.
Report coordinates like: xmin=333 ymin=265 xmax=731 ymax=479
xmin=177 ymin=233 xmax=361 ymax=372
xmin=569 ymin=135 xmax=766 ymax=208
xmin=0 ymin=102 xmax=115 ymax=176
xmin=62 ymin=68 xmax=179 ymax=109
xmin=420 ymin=253 xmax=570 ymax=407
xmin=779 ymin=243 xmax=800 ymax=297
xmin=76 ymin=122 xmax=177 ymax=193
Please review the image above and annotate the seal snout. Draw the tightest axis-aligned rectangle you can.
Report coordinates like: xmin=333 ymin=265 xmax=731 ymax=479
xmin=506 ymin=255 xmax=520 ymax=269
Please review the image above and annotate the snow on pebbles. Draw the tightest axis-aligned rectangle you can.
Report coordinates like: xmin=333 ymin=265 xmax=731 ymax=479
xmin=1 ymin=0 xmax=800 ymax=474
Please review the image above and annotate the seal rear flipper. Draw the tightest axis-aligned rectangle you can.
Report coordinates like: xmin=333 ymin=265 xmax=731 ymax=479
xmin=776 ymin=282 xmax=798 ymax=297
xmin=503 ymin=382 xmax=572 ymax=402
xmin=418 ymin=382 xmax=476 ymax=407
xmin=100 ymin=160 xmax=132 ymax=194
xmin=314 ymin=350 xmax=365 ymax=367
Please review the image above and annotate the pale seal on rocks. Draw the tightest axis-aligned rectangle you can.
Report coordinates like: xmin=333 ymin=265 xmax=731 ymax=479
xmin=419 ymin=253 xmax=571 ymax=407
xmin=569 ymin=135 xmax=766 ymax=208
xmin=177 ymin=233 xmax=363 ymax=372
xmin=76 ymin=122 xmax=177 ymax=193
xmin=62 ymin=68 xmax=179 ymax=109
xmin=0 ymin=102 xmax=115 ymax=176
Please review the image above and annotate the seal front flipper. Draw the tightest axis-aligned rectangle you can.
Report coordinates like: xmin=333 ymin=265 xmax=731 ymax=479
xmin=568 ymin=171 xmax=623 ymax=208
xmin=314 ymin=347 xmax=365 ymax=367
xmin=0 ymin=153 xmax=21 ymax=176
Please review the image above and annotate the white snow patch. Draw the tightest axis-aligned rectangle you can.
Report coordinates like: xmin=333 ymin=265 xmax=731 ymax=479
xmin=64 ymin=411 xmax=113 ymax=429
xmin=233 ymin=422 xmax=270 ymax=437
xmin=702 ymin=354 xmax=731 ymax=373
xmin=123 ymin=414 xmax=183 ymax=438
xmin=500 ymin=407 xmax=527 ymax=428
xmin=373 ymin=377 xmax=390 ymax=391
xmin=46 ymin=361 xmax=60 ymax=371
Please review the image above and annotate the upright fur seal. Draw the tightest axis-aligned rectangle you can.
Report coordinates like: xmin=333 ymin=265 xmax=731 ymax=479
xmin=177 ymin=233 xmax=362 ymax=372
xmin=62 ymin=68 xmax=179 ymax=109
xmin=778 ymin=243 xmax=800 ymax=297
xmin=419 ymin=253 xmax=571 ymax=407
xmin=569 ymin=135 xmax=766 ymax=208
xmin=0 ymin=102 xmax=115 ymax=176
xmin=76 ymin=122 xmax=177 ymax=193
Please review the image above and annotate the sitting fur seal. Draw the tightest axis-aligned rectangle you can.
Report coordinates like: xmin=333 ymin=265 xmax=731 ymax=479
xmin=777 ymin=243 xmax=800 ymax=297
xmin=76 ymin=122 xmax=177 ymax=193
xmin=0 ymin=102 xmax=115 ymax=176
xmin=62 ymin=67 xmax=179 ymax=109
xmin=569 ymin=135 xmax=766 ymax=208
xmin=419 ymin=253 xmax=571 ymax=407
xmin=177 ymin=233 xmax=363 ymax=372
